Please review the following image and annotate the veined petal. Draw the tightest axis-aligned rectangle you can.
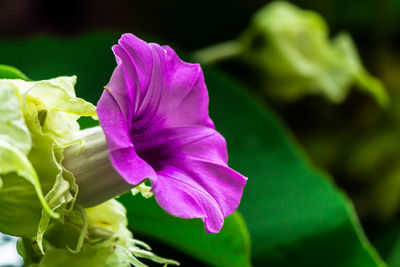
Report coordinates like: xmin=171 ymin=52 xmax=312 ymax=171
xmin=108 ymin=147 xmax=157 ymax=185
xmin=153 ymin=161 xmax=246 ymax=233
xmin=97 ymin=90 xmax=132 ymax=150
xmin=174 ymin=159 xmax=246 ymax=219
xmin=153 ymin=165 xmax=225 ymax=233
xmin=161 ymin=45 xmax=213 ymax=128
xmin=105 ymin=64 xmax=134 ymax=128
xmin=134 ymin=44 xmax=213 ymax=129
xmin=116 ymin=34 xmax=154 ymax=100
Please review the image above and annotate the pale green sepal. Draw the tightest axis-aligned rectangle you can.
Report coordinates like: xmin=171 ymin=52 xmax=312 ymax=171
xmin=26 ymin=76 xmax=96 ymax=116
xmin=0 ymin=83 xmax=31 ymax=154
xmin=0 ymin=140 xmax=58 ymax=219
xmin=36 ymin=168 xmax=76 ymax=254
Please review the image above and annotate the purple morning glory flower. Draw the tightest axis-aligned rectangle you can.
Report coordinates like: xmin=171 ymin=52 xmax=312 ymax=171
xmin=97 ymin=34 xmax=247 ymax=233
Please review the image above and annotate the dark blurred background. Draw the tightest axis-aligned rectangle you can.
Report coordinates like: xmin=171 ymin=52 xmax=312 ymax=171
xmin=1 ymin=0 xmax=399 ymax=50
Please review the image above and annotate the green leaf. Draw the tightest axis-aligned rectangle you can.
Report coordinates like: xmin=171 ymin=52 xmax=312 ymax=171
xmin=0 ymin=64 xmax=29 ymax=80
xmin=204 ymin=67 xmax=385 ymax=266
xmin=374 ymin=220 xmax=400 ymax=267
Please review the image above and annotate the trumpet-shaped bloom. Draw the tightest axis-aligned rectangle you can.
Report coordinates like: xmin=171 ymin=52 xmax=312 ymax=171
xmin=97 ymin=34 xmax=247 ymax=233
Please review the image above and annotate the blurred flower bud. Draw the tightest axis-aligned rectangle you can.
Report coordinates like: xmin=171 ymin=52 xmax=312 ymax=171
xmin=239 ymin=1 xmax=387 ymax=105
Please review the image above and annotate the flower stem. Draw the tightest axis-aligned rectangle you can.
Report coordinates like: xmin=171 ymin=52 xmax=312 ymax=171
xmin=192 ymin=40 xmax=244 ymax=65
xmin=63 ymin=126 xmax=132 ymax=208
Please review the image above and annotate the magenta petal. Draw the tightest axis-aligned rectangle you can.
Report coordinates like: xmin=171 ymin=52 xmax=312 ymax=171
xmin=109 ymin=147 xmax=157 ymax=185
xmin=175 ymin=159 xmax=247 ymax=218
xmin=153 ymin=165 xmax=225 ymax=233
xmin=105 ymin=63 xmax=133 ymax=128
xmin=152 ymin=161 xmax=246 ymax=233
xmin=142 ymin=45 xmax=214 ymax=128
xmin=96 ymin=90 xmax=132 ymax=150
xmin=97 ymin=33 xmax=247 ymax=233
xmin=116 ymin=34 xmax=154 ymax=96
xmin=111 ymin=39 xmax=152 ymax=116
